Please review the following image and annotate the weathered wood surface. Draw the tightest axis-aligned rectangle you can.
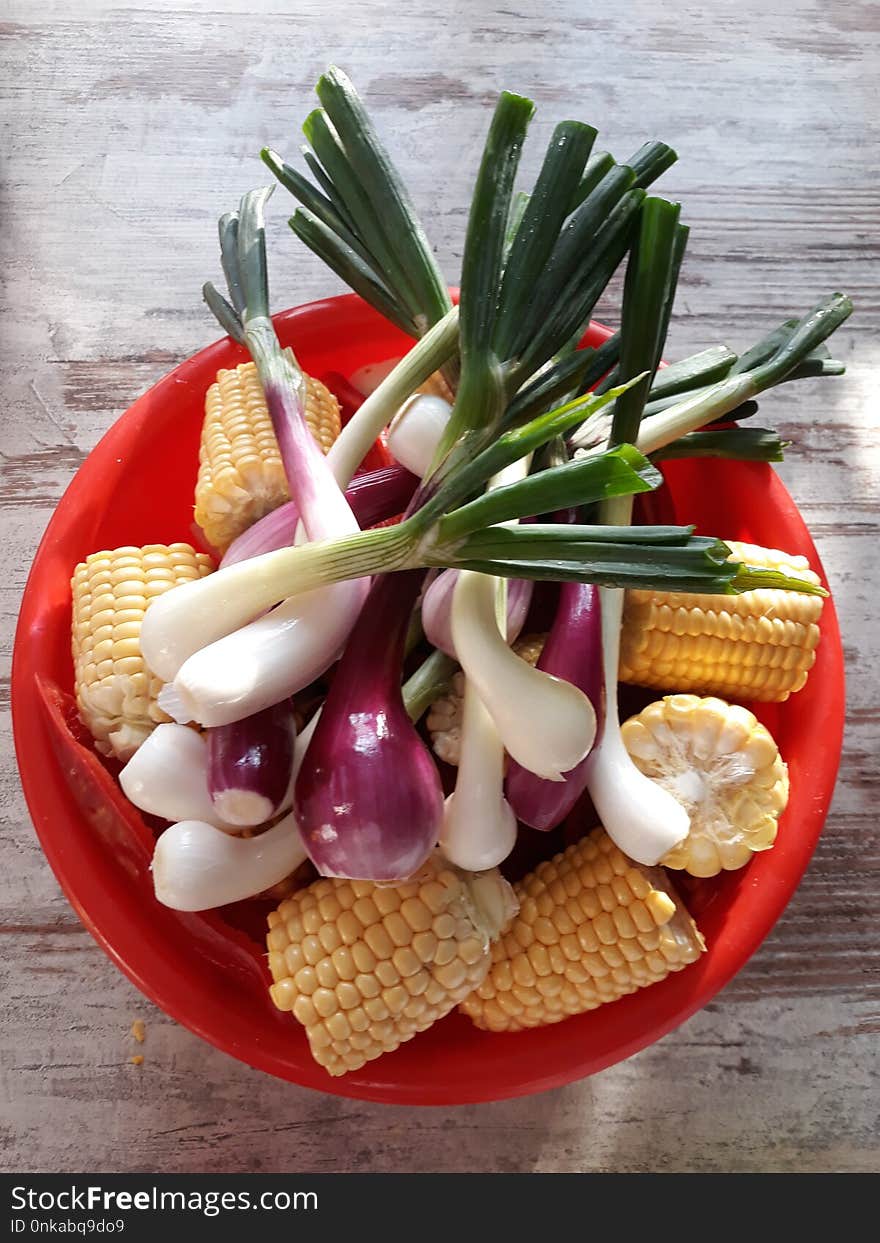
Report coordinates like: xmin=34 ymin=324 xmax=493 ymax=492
xmin=1 ymin=0 xmax=878 ymax=1174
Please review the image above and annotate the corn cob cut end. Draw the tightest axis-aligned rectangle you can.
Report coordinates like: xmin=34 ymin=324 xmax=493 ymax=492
xmin=620 ymin=541 xmax=824 ymax=703
xmin=267 ymin=856 xmax=516 ymax=1077
xmin=71 ymin=543 xmax=214 ymax=759
xmin=459 ymin=828 xmax=705 ymax=1034
xmin=622 ymin=693 xmax=789 ymax=877
xmin=195 ymin=361 xmax=341 ymax=552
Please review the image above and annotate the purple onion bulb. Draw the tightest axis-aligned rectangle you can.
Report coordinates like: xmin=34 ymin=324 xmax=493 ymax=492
xmin=294 ymin=571 xmax=444 ymax=881
xmin=505 ymin=582 xmax=604 ymax=830
xmin=206 ymin=699 xmax=297 ymax=827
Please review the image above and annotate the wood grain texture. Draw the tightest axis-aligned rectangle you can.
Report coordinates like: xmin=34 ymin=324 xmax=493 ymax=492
xmin=1 ymin=0 xmax=878 ymax=1174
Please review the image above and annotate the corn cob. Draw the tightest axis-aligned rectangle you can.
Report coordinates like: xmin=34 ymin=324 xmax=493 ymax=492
xmin=622 ymin=694 xmax=789 ymax=877
xmin=267 ymin=856 xmax=516 ymax=1076
xmin=620 ymin=541 xmax=823 ymax=703
xmin=195 ymin=360 xmax=341 ymax=552
xmin=417 ymin=370 xmax=455 ymax=403
xmin=427 ymin=633 xmax=547 ymax=765
xmin=71 ymin=543 xmax=214 ymax=759
xmin=459 ymin=827 xmax=704 ymax=1033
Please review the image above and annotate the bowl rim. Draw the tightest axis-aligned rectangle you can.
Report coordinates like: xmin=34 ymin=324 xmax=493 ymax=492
xmin=12 ymin=294 xmax=845 ymax=1104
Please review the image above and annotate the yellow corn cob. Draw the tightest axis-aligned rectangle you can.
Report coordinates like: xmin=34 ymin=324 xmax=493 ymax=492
xmin=267 ymin=857 xmax=516 ymax=1076
xmin=71 ymin=543 xmax=214 ymax=760
xmin=620 ymin=541 xmax=823 ymax=703
xmin=427 ymin=633 xmax=547 ymax=765
xmin=417 ymin=370 xmax=455 ymax=402
xmin=194 ymin=360 xmax=341 ymax=552
xmin=621 ymin=694 xmax=789 ymax=877
xmin=460 ymin=827 xmax=704 ymax=1033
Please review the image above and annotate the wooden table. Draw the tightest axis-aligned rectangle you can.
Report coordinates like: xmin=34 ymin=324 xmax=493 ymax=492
xmin=2 ymin=0 xmax=877 ymax=1174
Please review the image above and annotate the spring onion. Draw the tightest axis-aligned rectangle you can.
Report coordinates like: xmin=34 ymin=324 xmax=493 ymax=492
xmin=141 ymin=94 xmax=830 ymax=723
xmin=422 ymin=567 xmax=533 ymax=659
xmin=451 ymin=568 xmax=596 ymax=780
xmin=386 ymin=393 xmax=453 ymax=478
xmin=584 ymin=196 xmax=693 ymax=865
xmin=571 ymin=295 xmax=853 ymax=462
xmin=119 ymin=724 xmax=237 ymax=831
xmin=505 ymin=580 xmax=604 ymax=829
xmin=142 ymin=188 xmax=365 ymax=689
xmin=206 ymin=699 xmax=297 ymax=827
xmin=151 ymin=712 xmax=320 ymax=910
xmin=440 ymin=453 xmax=531 ymax=870
xmin=440 ymin=636 xmax=518 ymax=871
xmin=220 ymin=464 xmax=418 ymax=568
xmin=265 ymin=66 xmax=454 ymax=343
xmin=152 ymin=814 xmax=308 ymax=911
xmin=294 ymin=572 xmax=444 ymax=881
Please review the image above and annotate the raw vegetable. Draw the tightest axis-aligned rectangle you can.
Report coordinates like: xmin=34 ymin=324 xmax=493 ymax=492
xmin=386 ymin=392 xmax=453 ymax=478
xmin=142 ymin=189 xmax=367 ymax=704
xmin=71 ymin=543 xmax=214 ymax=760
xmin=438 ymin=452 xmax=530 ymax=872
xmin=63 ymin=69 xmax=858 ymax=1082
xmin=583 ymin=197 xmax=695 ymax=865
xmin=152 ymin=813 xmax=308 ymax=911
xmin=151 ymin=714 xmax=321 ymax=910
xmin=206 ymin=699 xmax=297 ymax=827
xmin=621 ymin=695 xmax=789 ymax=877
xmin=141 ymin=92 xmax=828 ymax=723
xmin=505 ymin=579 xmax=604 ymax=829
xmin=293 ymin=571 xmax=445 ymax=881
xmin=571 ymin=295 xmax=853 ymax=462
xmin=195 ymin=364 xmax=341 ymax=552
xmin=421 ymin=568 xmax=532 ymax=660
xmin=439 ymin=662 xmax=518 ymax=871
xmin=460 ymin=827 xmax=705 ymax=1032
xmin=426 ymin=633 xmax=545 ymax=766
xmin=220 ymin=463 xmax=417 ymax=567
xmin=119 ymin=724 xmax=235 ymax=830
xmin=619 ymin=541 xmax=824 ymax=701
xmin=267 ymin=854 xmax=517 ymax=1076
xmin=451 ymin=568 xmax=596 ymax=780
xmin=264 ymin=66 xmax=454 ymax=342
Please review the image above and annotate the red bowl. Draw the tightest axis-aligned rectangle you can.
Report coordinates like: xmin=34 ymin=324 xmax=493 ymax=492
xmin=12 ymin=295 xmax=844 ymax=1104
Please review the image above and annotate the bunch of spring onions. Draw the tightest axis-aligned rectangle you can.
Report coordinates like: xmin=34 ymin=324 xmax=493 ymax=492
xmin=139 ymin=70 xmax=847 ymax=902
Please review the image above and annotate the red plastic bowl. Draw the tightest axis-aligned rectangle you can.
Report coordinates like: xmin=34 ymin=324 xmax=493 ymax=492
xmin=12 ymin=295 xmax=844 ymax=1104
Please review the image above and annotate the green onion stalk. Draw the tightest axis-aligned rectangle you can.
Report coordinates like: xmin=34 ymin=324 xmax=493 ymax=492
xmin=571 ymin=297 xmax=851 ymax=459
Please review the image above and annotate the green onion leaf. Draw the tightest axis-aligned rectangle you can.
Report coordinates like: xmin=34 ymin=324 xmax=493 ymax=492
xmin=236 ymin=187 xmax=273 ymax=322
xmin=511 ymin=163 xmax=637 ymax=361
xmin=436 ymin=442 xmax=660 ymax=539
xmin=289 ymin=208 xmax=418 ymax=337
xmin=459 ymin=91 xmax=535 ymax=364
xmin=610 ymin=196 xmax=683 ymax=446
xmin=515 ymin=187 xmax=645 ymax=381
xmin=493 ymin=120 xmax=597 ymax=358
xmin=752 ymin=293 xmax=853 ymax=390
xmin=569 ymin=151 xmax=616 ymax=210
xmin=302 ymin=106 xmax=424 ymax=320
xmin=202 ymin=281 xmax=245 ymax=345
xmin=649 ymin=345 xmax=739 ymax=399
xmin=218 ymin=213 xmax=245 ymax=318
xmin=315 ymin=66 xmax=452 ymax=331
xmin=654 ymin=427 xmax=787 ymax=462
xmin=626 ymin=140 xmax=678 ymax=189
